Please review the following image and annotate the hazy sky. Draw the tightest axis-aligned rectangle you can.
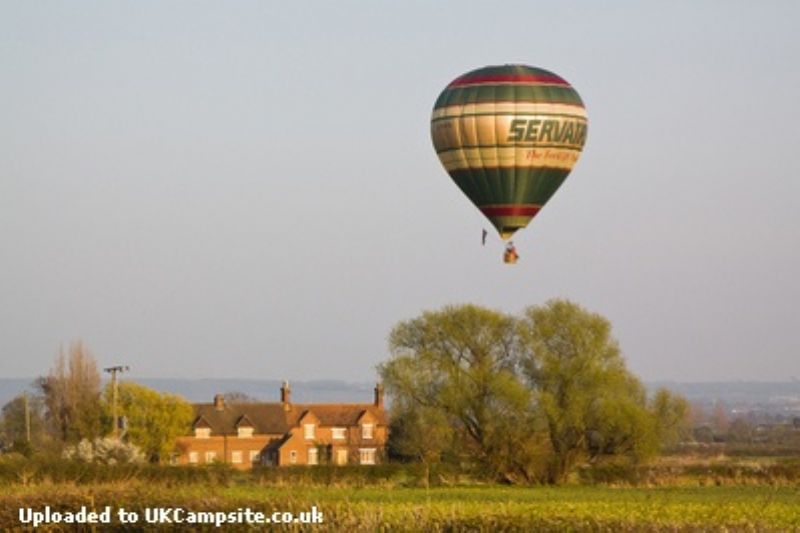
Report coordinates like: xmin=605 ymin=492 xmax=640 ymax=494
xmin=2 ymin=2 xmax=798 ymax=383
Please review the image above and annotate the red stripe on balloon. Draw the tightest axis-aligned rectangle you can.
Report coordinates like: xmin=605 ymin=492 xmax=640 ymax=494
xmin=480 ymin=205 xmax=541 ymax=217
xmin=449 ymin=74 xmax=569 ymax=87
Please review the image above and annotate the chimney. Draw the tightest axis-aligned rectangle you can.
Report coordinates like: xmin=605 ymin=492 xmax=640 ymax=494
xmin=374 ymin=383 xmax=384 ymax=409
xmin=280 ymin=381 xmax=291 ymax=411
xmin=213 ymin=393 xmax=225 ymax=411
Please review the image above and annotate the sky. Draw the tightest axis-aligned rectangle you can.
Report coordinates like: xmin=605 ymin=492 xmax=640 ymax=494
xmin=1 ymin=1 xmax=798 ymax=383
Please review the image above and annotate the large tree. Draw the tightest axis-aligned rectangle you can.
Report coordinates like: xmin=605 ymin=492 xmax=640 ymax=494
xmin=379 ymin=304 xmax=541 ymax=482
xmin=518 ymin=299 xmax=659 ymax=482
xmin=102 ymin=381 xmax=193 ymax=463
xmin=381 ymin=300 xmax=687 ymax=484
xmin=37 ymin=341 xmax=103 ymax=443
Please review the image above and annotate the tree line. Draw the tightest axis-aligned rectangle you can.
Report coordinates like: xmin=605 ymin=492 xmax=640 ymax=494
xmin=0 ymin=341 xmax=192 ymax=463
xmin=2 ymin=298 xmax=691 ymax=481
xmin=379 ymin=299 xmax=690 ymax=484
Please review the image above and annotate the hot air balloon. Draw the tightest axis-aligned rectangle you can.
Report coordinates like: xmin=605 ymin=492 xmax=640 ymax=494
xmin=430 ymin=64 xmax=587 ymax=262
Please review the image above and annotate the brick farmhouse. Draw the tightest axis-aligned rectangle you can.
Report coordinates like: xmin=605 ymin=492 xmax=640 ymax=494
xmin=174 ymin=382 xmax=388 ymax=468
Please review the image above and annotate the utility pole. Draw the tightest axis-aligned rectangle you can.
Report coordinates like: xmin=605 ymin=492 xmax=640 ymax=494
xmin=103 ymin=365 xmax=129 ymax=439
xmin=23 ymin=391 xmax=31 ymax=443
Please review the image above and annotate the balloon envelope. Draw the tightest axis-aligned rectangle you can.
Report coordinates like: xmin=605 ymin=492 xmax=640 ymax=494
xmin=431 ymin=64 xmax=587 ymax=240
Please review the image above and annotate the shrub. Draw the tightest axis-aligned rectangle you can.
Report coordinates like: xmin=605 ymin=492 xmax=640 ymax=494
xmin=62 ymin=437 xmax=145 ymax=465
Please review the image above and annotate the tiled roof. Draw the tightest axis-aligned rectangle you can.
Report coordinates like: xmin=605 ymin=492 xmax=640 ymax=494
xmin=292 ymin=404 xmax=386 ymax=426
xmin=194 ymin=415 xmax=211 ymax=429
xmin=191 ymin=402 xmax=386 ymax=435
xmin=192 ymin=403 xmax=291 ymax=435
xmin=235 ymin=414 xmax=255 ymax=428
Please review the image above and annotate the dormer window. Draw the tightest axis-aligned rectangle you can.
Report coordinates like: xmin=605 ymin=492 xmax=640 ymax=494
xmin=195 ymin=427 xmax=210 ymax=439
xmin=332 ymin=427 xmax=346 ymax=440
xmin=238 ymin=427 xmax=254 ymax=438
xmin=304 ymin=423 xmax=315 ymax=440
xmin=361 ymin=423 xmax=374 ymax=440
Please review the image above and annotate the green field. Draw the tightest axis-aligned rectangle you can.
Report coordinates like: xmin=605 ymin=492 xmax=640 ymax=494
xmin=3 ymin=483 xmax=799 ymax=531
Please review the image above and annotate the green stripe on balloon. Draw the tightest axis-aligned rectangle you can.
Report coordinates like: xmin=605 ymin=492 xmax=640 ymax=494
xmin=434 ymin=84 xmax=583 ymax=109
xmin=447 ymin=167 xmax=570 ymax=208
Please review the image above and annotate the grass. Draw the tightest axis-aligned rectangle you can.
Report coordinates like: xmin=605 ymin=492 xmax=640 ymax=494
xmin=3 ymin=483 xmax=799 ymax=531
xmin=2 ymin=455 xmax=799 ymax=530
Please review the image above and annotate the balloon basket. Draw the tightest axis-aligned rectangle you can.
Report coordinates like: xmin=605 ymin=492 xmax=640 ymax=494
xmin=503 ymin=252 xmax=518 ymax=265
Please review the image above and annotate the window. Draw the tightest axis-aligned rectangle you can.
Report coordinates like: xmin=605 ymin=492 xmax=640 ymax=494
xmin=335 ymin=449 xmax=348 ymax=465
xmin=188 ymin=452 xmax=199 ymax=464
xmin=359 ymin=448 xmax=376 ymax=465
xmin=304 ymin=424 xmax=315 ymax=440
xmin=205 ymin=451 xmax=217 ymax=463
xmin=289 ymin=450 xmax=298 ymax=464
xmin=249 ymin=450 xmax=260 ymax=463
xmin=169 ymin=453 xmax=179 ymax=465
xmin=307 ymin=447 xmax=318 ymax=465
xmin=332 ymin=427 xmax=346 ymax=440
xmin=238 ymin=427 xmax=254 ymax=438
xmin=231 ymin=451 xmax=242 ymax=464
xmin=194 ymin=427 xmax=210 ymax=439
xmin=361 ymin=423 xmax=374 ymax=440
